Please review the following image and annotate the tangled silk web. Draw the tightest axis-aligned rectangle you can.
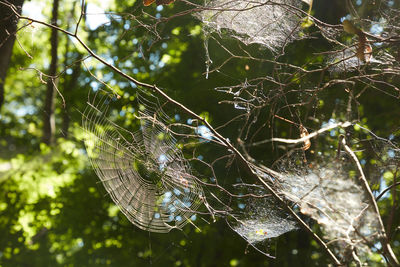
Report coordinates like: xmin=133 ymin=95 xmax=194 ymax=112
xmin=82 ymin=92 xmax=204 ymax=233
xmin=230 ymin=150 xmax=381 ymax=257
xmin=230 ymin=189 xmax=298 ymax=253
xmin=277 ymin=154 xmax=380 ymax=257
xmin=197 ymin=0 xmax=307 ymax=52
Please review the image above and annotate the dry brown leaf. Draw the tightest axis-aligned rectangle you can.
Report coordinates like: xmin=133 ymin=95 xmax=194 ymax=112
xmin=343 ymin=20 xmax=372 ymax=62
xmin=300 ymin=125 xmax=311 ymax=150
xmin=356 ymin=32 xmax=372 ymax=62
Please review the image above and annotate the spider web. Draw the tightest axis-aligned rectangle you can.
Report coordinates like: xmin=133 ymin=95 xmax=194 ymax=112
xmin=82 ymin=90 xmax=204 ymax=233
xmin=197 ymin=0 xmax=307 ymax=53
xmin=228 ymin=186 xmax=298 ymax=256
xmin=275 ymin=153 xmax=380 ymax=258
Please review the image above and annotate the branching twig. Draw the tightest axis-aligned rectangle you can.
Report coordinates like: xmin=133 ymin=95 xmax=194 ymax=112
xmin=342 ymin=137 xmax=399 ymax=266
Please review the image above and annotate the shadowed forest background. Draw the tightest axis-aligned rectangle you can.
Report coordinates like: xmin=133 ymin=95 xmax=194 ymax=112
xmin=0 ymin=0 xmax=400 ymax=266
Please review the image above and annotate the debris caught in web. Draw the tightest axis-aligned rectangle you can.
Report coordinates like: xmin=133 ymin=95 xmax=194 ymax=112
xmin=82 ymin=91 xmax=204 ymax=233
xmin=197 ymin=0 xmax=307 ymax=53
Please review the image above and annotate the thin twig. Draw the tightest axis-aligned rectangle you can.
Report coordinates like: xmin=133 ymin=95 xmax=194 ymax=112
xmin=376 ymin=182 xmax=400 ymax=201
xmin=342 ymin=137 xmax=399 ymax=266
xmin=250 ymin=121 xmax=352 ymax=147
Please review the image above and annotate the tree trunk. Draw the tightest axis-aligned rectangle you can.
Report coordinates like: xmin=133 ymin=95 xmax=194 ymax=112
xmin=0 ymin=0 xmax=25 ymax=111
xmin=42 ymin=0 xmax=59 ymax=145
xmin=61 ymin=1 xmax=80 ymax=138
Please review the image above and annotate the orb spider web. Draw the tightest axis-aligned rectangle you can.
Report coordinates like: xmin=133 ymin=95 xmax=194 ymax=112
xmin=82 ymin=90 xmax=204 ymax=233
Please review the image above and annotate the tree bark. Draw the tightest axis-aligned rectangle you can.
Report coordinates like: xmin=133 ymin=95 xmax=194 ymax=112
xmin=42 ymin=0 xmax=59 ymax=145
xmin=0 ymin=0 xmax=25 ymax=111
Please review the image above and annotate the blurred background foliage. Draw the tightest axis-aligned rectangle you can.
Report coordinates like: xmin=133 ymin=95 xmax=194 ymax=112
xmin=0 ymin=0 xmax=399 ymax=266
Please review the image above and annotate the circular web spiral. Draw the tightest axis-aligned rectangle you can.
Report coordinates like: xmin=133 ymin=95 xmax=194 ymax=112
xmin=82 ymin=92 xmax=204 ymax=233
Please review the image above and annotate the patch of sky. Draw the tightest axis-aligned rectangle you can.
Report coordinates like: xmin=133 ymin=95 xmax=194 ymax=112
xmin=156 ymin=13 xmax=161 ymax=19
xmin=374 ymin=242 xmax=382 ymax=251
xmin=132 ymin=38 xmax=138 ymax=45
xmin=159 ymin=154 xmax=167 ymax=163
xmin=174 ymin=114 xmax=181 ymax=121
xmin=130 ymin=82 xmax=137 ymax=88
xmin=238 ymin=203 xmax=246 ymax=209
xmin=154 ymin=213 xmax=161 ymax=219
xmin=187 ymin=118 xmax=193 ymax=125
xmin=105 ymin=57 xmax=114 ymax=65
xmin=133 ymin=68 xmax=139 ymax=74
xmin=106 ymin=35 xmax=118 ymax=44
xmin=370 ymin=23 xmax=384 ymax=35
xmin=161 ymin=43 xmax=168 ymax=49
xmin=158 ymin=154 xmax=167 ymax=170
xmin=22 ymin=1 xmax=46 ymax=21
xmin=388 ymin=150 xmax=395 ymax=158
xmin=149 ymin=53 xmax=160 ymax=62
xmin=168 ymin=214 xmax=174 ymax=222
xmin=340 ymin=14 xmax=352 ymax=23
xmin=104 ymin=72 xmax=113 ymax=81
xmin=124 ymin=21 xmax=130 ymax=30
xmin=168 ymin=204 xmax=176 ymax=213
xmin=158 ymin=61 xmax=165 ymax=68
xmin=156 ymin=5 xmax=164 ymax=11
xmin=86 ymin=3 xmax=111 ymax=30
xmin=322 ymin=118 xmax=337 ymax=128
xmin=176 ymin=215 xmax=182 ymax=221
xmin=360 ymin=159 xmax=366 ymax=165
xmin=196 ymin=125 xmax=213 ymax=139
xmin=90 ymin=81 xmax=99 ymax=91
xmin=378 ymin=178 xmax=389 ymax=199
xmin=13 ymin=104 xmax=35 ymax=117
xmin=356 ymin=0 xmax=362 ymax=5
xmin=173 ymin=188 xmax=181 ymax=196
xmin=66 ymin=68 xmax=73 ymax=75
xmin=162 ymin=192 xmax=172 ymax=204
xmin=197 ymin=155 xmax=203 ymax=160
xmin=125 ymin=60 xmax=133 ymax=68
xmin=190 ymin=214 xmax=197 ymax=221
xmin=77 ymin=240 xmax=84 ymax=248
xmin=119 ymin=82 xmax=129 ymax=89
xmin=119 ymin=110 xmax=126 ymax=117
xmin=150 ymin=64 xmax=156 ymax=71
xmin=388 ymin=0 xmax=394 ymax=7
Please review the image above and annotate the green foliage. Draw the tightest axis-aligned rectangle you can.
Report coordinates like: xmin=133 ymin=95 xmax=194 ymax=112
xmin=1 ymin=0 xmax=399 ymax=266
